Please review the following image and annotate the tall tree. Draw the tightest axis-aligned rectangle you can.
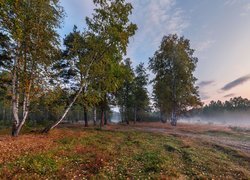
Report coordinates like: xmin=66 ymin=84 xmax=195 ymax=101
xmin=54 ymin=26 xmax=102 ymax=127
xmin=43 ymin=0 xmax=137 ymax=132
xmin=0 ymin=0 xmax=64 ymax=136
xmin=149 ymin=34 xmax=201 ymax=126
xmin=133 ymin=63 xmax=150 ymax=123
xmin=116 ymin=58 xmax=135 ymax=124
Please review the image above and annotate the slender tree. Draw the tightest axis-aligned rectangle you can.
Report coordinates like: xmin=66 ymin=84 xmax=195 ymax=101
xmin=149 ymin=34 xmax=201 ymax=126
xmin=116 ymin=58 xmax=135 ymax=124
xmin=133 ymin=63 xmax=150 ymax=123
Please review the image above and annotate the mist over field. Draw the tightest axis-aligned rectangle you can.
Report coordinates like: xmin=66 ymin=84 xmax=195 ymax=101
xmin=181 ymin=113 xmax=250 ymax=128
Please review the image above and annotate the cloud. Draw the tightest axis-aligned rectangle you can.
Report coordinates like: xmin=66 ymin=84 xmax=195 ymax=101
xmin=61 ymin=0 xmax=189 ymax=65
xmin=224 ymin=93 xmax=235 ymax=98
xmin=127 ymin=0 xmax=189 ymax=63
xmin=197 ymin=81 xmax=215 ymax=101
xmin=199 ymin=91 xmax=210 ymax=100
xmin=224 ymin=0 xmax=238 ymax=6
xmin=221 ymin=74 xmax=250 ymax=91
xmin=224 ymin=0 xmax=250 ymax=17
xmin=240 ymin=3 xmax=250 ymax=17
xmin=198 ymin=80 xmax=214 ymax=87
xmin=194 ymin=40 xmax=216 ymax=53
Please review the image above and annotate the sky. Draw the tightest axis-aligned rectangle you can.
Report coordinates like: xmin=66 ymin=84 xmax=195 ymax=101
xmin=59 ymin=0 xmax=250 ymax=104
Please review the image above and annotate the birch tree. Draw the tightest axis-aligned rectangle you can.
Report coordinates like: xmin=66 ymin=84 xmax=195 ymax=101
xmin=43 ymin=0 xmax=137 ymax=132
xmin=0 ymin=0 xmax=64 ymax=136
xmin=149 ymin=34 xmax=201 ymax=126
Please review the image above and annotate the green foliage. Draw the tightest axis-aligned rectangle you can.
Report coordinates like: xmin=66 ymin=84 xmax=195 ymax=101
xmin=0 ymin=0 xmax=64 ymax=70
xmin=134 ymin=151 xmax=162 ymax=173
xmin=0 ymin=32 xmax=12 ymax=69
xmin=57 ymin=137 xmax=77 ymax=146
xmin=149 ymin=34 xmax=201 ymax=123
xmin=0 ymin=71 xmax=11 ymax=100
xmin=164 ymin=144 xmax=178 ymax=152
xmin=0 ymin=0 xmax=139 ymax=130
xmin=15 ymin=154 xmax=58 ymax=175
xmin=116 ymin=60 xmax=150 ymax=123
xmin=116 ymin=58 xmax=135 ymax=122
xmin=0 ymin=0 xmax=65 ymax=134
xmin=188 ymin=96 xmax=250 ymax=120
xmin=133 ymin=63 xmax=150 ymax=118
xmin=204 ymin=96 xmax=250 ymax=114
xmin=46 ymin=0 xmax=138 ymax=129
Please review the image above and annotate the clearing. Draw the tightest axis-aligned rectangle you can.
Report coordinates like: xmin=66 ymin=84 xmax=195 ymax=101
xmin=0 ymin=122 xmax=249 ymax=179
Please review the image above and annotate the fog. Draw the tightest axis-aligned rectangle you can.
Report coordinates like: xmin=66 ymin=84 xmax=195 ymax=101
xmin=110 ymin=110 xmax=250 ymax=129
xmin=110 ymin=111 xmax=121 ymax=123
xmin=181 ymin=112 xmax=250 ymax=128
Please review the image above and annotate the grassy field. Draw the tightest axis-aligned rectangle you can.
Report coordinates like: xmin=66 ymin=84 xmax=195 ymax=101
xmin=0 ymin=123 xmax=249 ymax=179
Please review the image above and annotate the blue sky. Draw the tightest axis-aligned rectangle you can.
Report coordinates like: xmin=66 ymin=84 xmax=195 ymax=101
xmin=59 ymin=0 xmax=250 ymax=103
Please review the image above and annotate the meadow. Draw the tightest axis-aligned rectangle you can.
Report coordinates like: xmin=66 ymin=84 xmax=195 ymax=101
xmin=0 ymin=123 xmax=249 ymax=179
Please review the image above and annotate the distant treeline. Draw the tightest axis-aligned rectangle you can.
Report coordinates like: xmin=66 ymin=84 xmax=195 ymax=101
xmin=187 ymin=96 xmax=250 ymax=117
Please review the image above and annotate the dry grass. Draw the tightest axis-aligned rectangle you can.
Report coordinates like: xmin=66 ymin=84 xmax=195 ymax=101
xmin=0 ymin=123 xmax=249 ymax=179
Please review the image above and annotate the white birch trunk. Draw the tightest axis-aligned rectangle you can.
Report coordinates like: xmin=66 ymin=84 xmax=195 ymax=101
xmin=16 ymin=82 xmax=32 ymax=135
xmin=43 ymin=83 xmax=85 ymax=132
xmin=12 ymin=60 xmax=20 ymax=136
xmin=93 ymin=107 xmax=97 ymax=126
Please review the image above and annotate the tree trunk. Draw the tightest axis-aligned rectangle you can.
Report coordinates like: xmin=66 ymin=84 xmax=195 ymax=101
xmin=134 ymin=107 xmax=137 ymax=124
xmin=11 ymin=48 xmax=34 ymax=136
xmin=16 ymin=81 xmax=32 ymax=135
xmin=104 ymin=110 xmax=108 ymax=125
xmin=46 ymin=108 xmax=49 ymax=121
xmin=171 ymin=106 xmax=177 ymax=126
xmin=42 ymin=55 xmax=97 ymax=133
xmin=42 ymin=83 xmax=85 ymax=133
xmin=84 ymin=106 xmax=88 ymax=127
xmin=125 ymin=108 xmax=129 ymax=125
xmin=13 ymin=89 xmax=31 ymax=136
xmin=100 ymin=109 xmax=104 ymax=127
xmin=11 ymin=61 xmax=20 ymax=137
xmin=93 ymin=107 xmax=97 ymax=126
xmin=13 ymin=37 xmax=30 ymax=136
xmin=120 ymin=107 xmax=124 ymax=123
xmin=126 ymin=115 xmax=129 ymax=125
xmin=2 ymin=102 xmax=6 ymax=125
xmin=171 ymin=50 xmax=177 ymax=127
xmin=160 ymin=111 xmax=166 ymax=123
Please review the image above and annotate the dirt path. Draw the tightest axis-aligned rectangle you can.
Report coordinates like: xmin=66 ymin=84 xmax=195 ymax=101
xmin=106 ymin=122 xmax=250 ymax=154
xmin=140 ymin=126 xmax=250 ymax=154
